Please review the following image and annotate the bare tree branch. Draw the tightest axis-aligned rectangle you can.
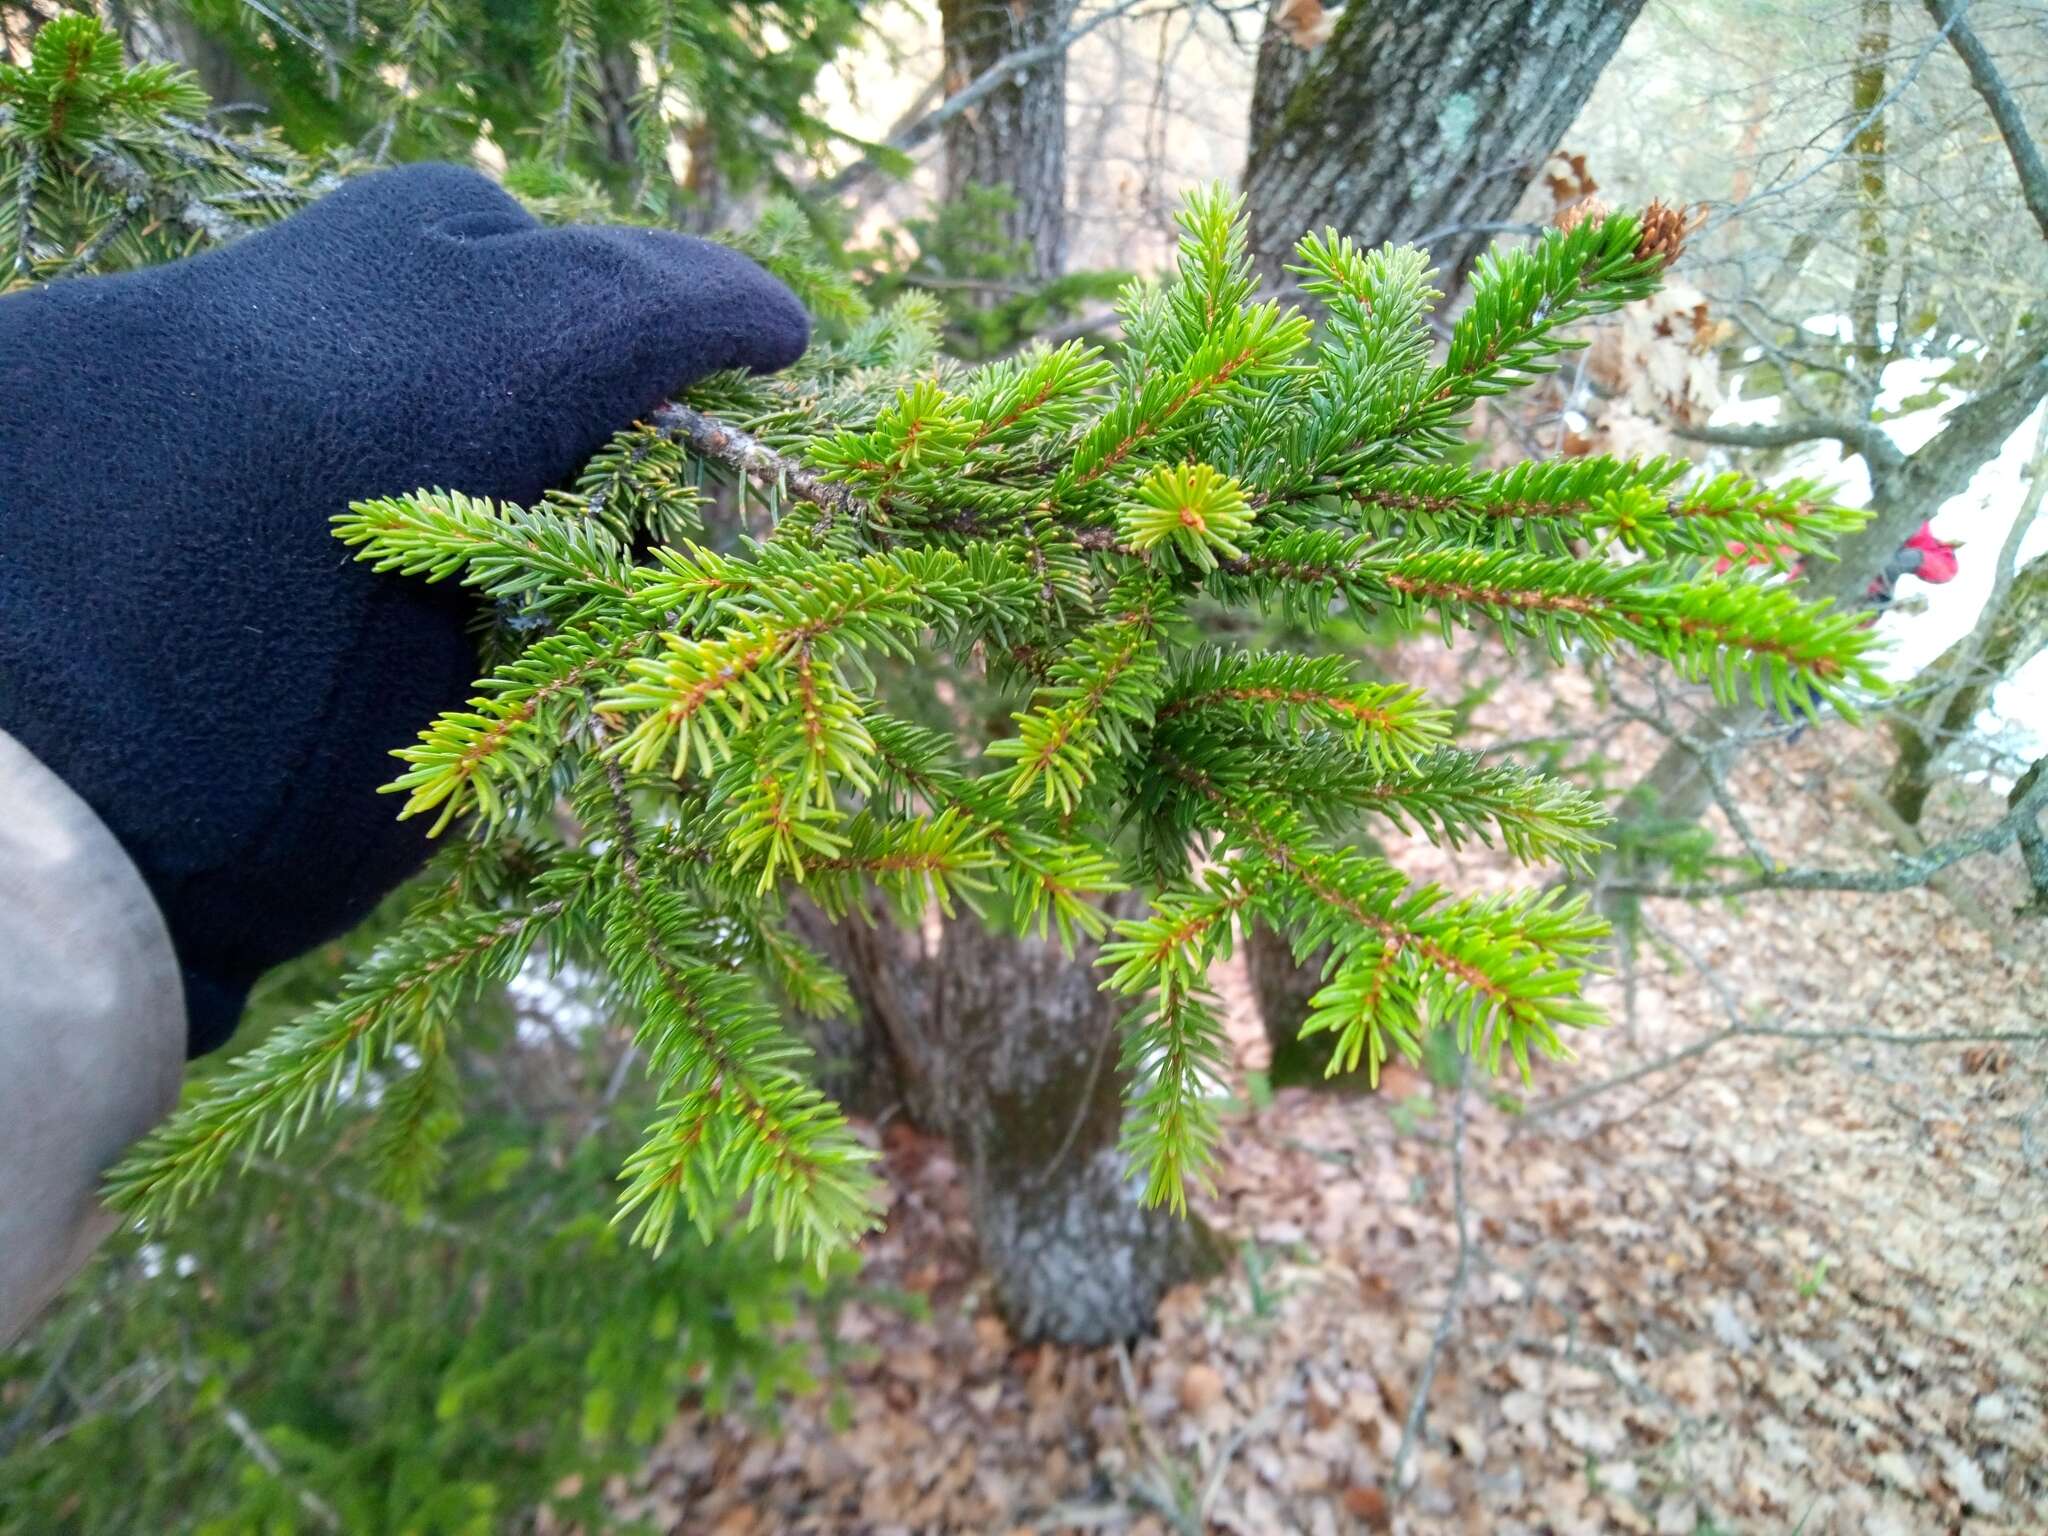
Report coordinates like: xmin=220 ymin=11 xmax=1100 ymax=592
xmin=1605 ymin=755 xmax=2048 ymax=900
xmin=1678 ymin=332 xmax=2047 ymax=594
xmin=652 ymin=402 xmax=863 ymax=522
xmin=1883 ymin=331 xmax=2048 ymax=530
xmin=1924 ymin=0 xmax=2048 ymax=240
xmin=1522 ymin=1019 xmax=2047 ymax=1123
xmin=1677 ymin=417 xmax=1901 ymax=467
xmin=812 ymin=0 xmax=1155 ymax=201
xmin=1522 ymin=915 xmax=2046 ymax=1128
xmin=1884 ymin=440 xmax=2048 ymax=825
xmin=1707 ymin=6 xmax=1963 ymax=226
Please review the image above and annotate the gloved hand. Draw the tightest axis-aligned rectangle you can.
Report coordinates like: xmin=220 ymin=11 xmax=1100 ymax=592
xmin=0 ymin=163 xmax=809 ymax=1057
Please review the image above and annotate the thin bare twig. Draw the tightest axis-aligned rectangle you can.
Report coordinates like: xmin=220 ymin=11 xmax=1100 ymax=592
xmin=1392 ymin=1067 xmax=1475 ymax=1496
xmin=813 ymin=0 xmax=1156 ymax=201
xmin=1520 ymin=1022 xmax=2048 ymax=1127
xmin=0 ymin=1307 xmax=87 ymax=1455
xmin=1923 ymin=0 xmax=2048 ymax=240
xmin=84 ymin=145 xmax=242 ymax=244
xmin=245 ymin=1155 xmax=520 ymax=1255
xmin=214 ymin=1393 xmax=343 ymax=1532
xmin=1604 ymin=762 xmax=2048 ymax=900
xmin=72 ymin=1352 xmax=347 ymax=1531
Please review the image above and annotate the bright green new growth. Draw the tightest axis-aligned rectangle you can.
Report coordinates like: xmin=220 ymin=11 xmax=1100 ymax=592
xmin=109 ymin=186 xmax=1885 ymax=1261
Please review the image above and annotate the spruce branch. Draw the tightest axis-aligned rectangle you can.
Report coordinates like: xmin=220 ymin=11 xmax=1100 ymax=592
xmin=107 ymin=864 xmax=596 ymax=1220
xmin=591 ymin=738 xmax=882 ymax=1263
xmin=91 ymin=169 xmax=1908 ymax=1257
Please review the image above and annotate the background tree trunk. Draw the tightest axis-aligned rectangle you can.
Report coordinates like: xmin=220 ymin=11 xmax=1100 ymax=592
xmin=939 ymin=0 xmax=1069 ymax=281
xmin=1244 ymin=921 xmax=1334 ymax=1084
xmin=1243 ymin=0 xmax=1645 ymax=281
xmin=799 ymin=897 xmax=1221 ymax=1345
xmin=925 ymin=910 xmax=1222 ymax=1343
xmin=782 ymin=893 xmax=924 ymax=1120
xmin=1886 ymin=550 xmax=2048 ymax=824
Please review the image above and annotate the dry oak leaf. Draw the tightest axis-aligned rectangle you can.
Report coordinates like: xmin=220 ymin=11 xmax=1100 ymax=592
xmin=1179 ymin=1362 xmax=1226 ymax=1415
xmin=1273 ymin=0 xmax=1339 ymax=50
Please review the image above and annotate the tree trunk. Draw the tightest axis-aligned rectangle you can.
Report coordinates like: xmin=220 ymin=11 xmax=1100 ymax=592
xmin=1243 ymin=0 xmax=1645 ymax=281
xmin=155 ymin=15 xmax=271 ymax=113
xmin=1244 ymin=921 xmax=1332 ymax=1084
xmin=804 ymin=897 xmax=1221 ymax=1344
xmin=1885 ymin=550 xmax=2048 ymax=823
xmin=939 ymin=0 xmax=1068 ymax=281
xmin=2011 ymin=756 xmax=2048 ymax=917
xmin=782 ymin=893 xmax=923 ymax=1120
xmin=1846 ymin=0 xmax=1893 ymax=374
xmin=929 ymin=911 xmax=1222 ymax=1342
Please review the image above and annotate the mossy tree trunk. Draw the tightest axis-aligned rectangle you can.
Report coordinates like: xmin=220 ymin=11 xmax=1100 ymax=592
xmin=1242 ymin=0 xmax=1645 ymax=282
xmin=791 ymin=897 xmax=1221 ymax=1345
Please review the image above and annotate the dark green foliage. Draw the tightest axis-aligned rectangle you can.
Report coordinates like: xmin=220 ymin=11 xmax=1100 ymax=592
xmin=159 ymin=0 xmax=863 ymax=214
xmin=0 ymin=13 xmax=341 ymax=281
xmin=0 ymin=6 xmax=871 ymax=286
xmin=0 ymin=932 xmax=865 ymax=1536
xmin=856 ymin=184 xmax=1127 ymax=358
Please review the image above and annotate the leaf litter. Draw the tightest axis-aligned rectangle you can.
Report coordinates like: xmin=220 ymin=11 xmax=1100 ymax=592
xmin=609 ymin=650 xmax=2046 ymax=1536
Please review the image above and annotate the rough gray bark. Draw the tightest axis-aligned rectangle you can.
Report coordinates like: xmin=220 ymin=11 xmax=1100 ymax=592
xmin=797 ymin=897 xmax=1220 ymax=1344
xmin=2011 ymin=757 xmax=2048 ymax=917
xmin=939 ymin=0 xmax=1069 ymax=280
xmin=782 ymin=893 xmax=923 ymax=1120
xmin=1243 ymin=0 xmax=1645 ymax=280
xmin=923 ymin=908 xmax=1220 ymax=1343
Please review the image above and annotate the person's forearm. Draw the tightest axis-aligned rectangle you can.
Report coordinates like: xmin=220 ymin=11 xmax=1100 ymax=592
xmin=0 ymin=730 xmax=185 ymax=1344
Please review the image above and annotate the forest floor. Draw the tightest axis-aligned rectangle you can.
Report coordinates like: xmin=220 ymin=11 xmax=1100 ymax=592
xmin=618 ymin=658 xmax=2047 ymax=1536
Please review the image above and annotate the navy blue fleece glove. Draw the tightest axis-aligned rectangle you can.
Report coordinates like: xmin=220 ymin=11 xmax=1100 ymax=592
xmin=0 ymin=163 xmax=809 ymax=1057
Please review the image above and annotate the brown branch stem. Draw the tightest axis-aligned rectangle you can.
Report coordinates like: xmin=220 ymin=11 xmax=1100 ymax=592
xmin=652 ymin=402 xmax=863 ymax=523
